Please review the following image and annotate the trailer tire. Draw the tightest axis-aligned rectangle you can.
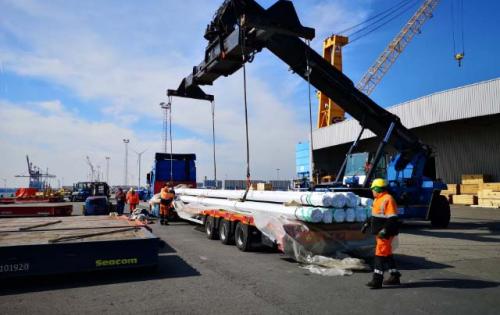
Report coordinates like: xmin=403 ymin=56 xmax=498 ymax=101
xmin=430 ymin=195 xmax=451 ymax=228
xmin=235 ymin=222 xmax=251 ymax=252
xmin=205 ymin=216 xmax=219 ymax=240
xmin=219 ymin=219 xmax=234 ymax=245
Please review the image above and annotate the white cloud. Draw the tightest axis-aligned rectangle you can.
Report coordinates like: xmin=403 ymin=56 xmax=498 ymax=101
xmin=38 ymin=100 xmax=64 ymax=114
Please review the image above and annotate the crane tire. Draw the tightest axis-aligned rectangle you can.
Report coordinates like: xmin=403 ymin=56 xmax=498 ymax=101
xmin=430 ymin=195 xmax=451 ymax=228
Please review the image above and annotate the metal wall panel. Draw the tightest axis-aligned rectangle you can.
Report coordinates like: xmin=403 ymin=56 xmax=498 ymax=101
xmin=314 ymin=115 xmax=500 ymax=183
xmin=313 ymin=78 xmax=500 ymax=149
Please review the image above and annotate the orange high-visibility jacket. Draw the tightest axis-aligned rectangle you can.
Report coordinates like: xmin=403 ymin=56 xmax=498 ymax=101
xmin=372 ymin=192 xmax=398 ymax=218
xmin=371 ymin=192 xmax=399 ymax=236
xmin=127 ymin=192 xmax=140 ymax=205
xmin=160 ymin=188 xmax=175 ymax=206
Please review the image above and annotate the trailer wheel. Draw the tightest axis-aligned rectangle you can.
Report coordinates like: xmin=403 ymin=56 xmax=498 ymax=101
xmin=205 ymin=216 xmax=219 ymax=240
xmin=235 ymin=222 xmax=251 ymax=252
xmin=430 ymin=195 xmax=451 ymax=228
xmin=219 ymin=219 xmax=234 ymax=245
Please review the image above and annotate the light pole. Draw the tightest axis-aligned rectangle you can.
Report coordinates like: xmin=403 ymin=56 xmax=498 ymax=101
xmin=123 ymin=139 xmax=130 ymax=185
xmin=276 ymin=168 xmax=280 ymax=181
xmin=105 ymin=157 xmax=110 ymax=183
xmin=1 ymin=178 xmax=6 ymax=192
xmin=160 ymin=102 xmax=171 ymax=153
xmin=133 ymin=149 xmax=147 ymax=189
xmin=96 ymin=165 xmax=101 ymax=181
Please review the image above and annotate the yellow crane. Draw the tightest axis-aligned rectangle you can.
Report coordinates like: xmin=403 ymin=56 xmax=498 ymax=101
xmin=317 ymin=0 xmax=443 ymax=128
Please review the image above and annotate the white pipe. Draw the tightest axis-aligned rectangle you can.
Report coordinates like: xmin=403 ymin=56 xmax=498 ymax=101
xmin=176 ymin=188 xmax=330 ymax=207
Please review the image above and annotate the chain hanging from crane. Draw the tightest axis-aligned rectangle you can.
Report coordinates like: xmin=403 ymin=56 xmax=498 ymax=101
xmin=167 ymin=96 xmax=174 ymax=186
xmin=210 ymin=100 xmax=217 ymax=184
xmin=237 ymin=18 xmax=252 ymax=202
xmin=451 ymin=0 xmax=465 ymax=66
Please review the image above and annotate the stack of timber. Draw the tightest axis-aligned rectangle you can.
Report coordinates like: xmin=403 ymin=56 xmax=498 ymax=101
xmin=448 ymin=174 xmax=500 ymax=207
xmin=477 ymin=183 xmax=500 ymax=208
xmin=250 ymin=183 xmax=273 ymax=191
xmin=440 ymin=184 xmax=460 ymax=203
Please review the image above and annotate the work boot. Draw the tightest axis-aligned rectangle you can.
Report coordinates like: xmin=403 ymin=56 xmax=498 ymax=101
xmin=164 ymin=220 xmax=169 ymax=225
xmin=383 ymin=272 xmax=401 ymax=285
xmin=366 ymin=273 xmax=383 ymax=289
xmin=160 ymin=216 xmax=165 ymax=225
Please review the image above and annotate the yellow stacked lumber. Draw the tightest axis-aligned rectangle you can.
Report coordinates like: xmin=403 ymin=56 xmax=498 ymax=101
xmin=452 ymin=194 xmax=478 ymax=205
xmin=478 ymin=189 xmax=500 ymax=208
xmin=461 ymin=174 xmax=487 ymax=184
xmin=479 ymin=183 xmax=500 ymax=190
xmin=478 ymin=190 xmax=500 ymax=199
xmin=441 ymin=184 xmax=460 ymax=195
xmin=257 ymin=183 xmax=273 ymax=191
xmin=478 ymin=199 xmax=500 ymax=208
xmin=460 ymin=184 xmax=479 ymax=195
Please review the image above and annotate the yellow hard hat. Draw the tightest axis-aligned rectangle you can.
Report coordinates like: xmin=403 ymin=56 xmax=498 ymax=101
xmin=370 ymin=178 xmax=387 ymax=190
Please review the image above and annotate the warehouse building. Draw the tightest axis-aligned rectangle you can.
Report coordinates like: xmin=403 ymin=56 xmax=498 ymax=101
xmin=311 ymin=78 xmax=500 ymax=184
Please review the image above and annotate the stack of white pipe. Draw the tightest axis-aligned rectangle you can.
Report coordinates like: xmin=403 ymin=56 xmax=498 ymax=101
xmin=175 ymin=188 xmax=373 ymax=224
xmin=175 ymin=188 xmax=371 ymax=208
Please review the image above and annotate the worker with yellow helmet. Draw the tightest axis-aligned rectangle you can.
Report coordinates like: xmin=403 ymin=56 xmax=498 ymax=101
xmin=362 ymin=178 xmax=401 ymax=289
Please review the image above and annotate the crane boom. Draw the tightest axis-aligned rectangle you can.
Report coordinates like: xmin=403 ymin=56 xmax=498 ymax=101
xmin=169 ymin=0 xmax=426 ymax=170
xmin=356 ymin=0 xmax=440 ymax=95
xmin=86 ymin=156 xmax=95 ymax=182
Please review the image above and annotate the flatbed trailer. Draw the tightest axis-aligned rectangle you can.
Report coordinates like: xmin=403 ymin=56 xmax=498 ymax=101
xmin=180 ymin=207 xmax=372 ymax=259
xmin=0 ymin=216 xmax=160 ymax=279
xmin=0 ymin=202 xmax=73 ymax=217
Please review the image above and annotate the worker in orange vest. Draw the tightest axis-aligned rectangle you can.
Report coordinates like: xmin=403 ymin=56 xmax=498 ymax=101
xmin=126 ymin=188 xmax=140 ymax=212
xmin=160 ymin=184 xmax=175 ymax=225
xmin=362 ymin=178 xmax=401 ymax=289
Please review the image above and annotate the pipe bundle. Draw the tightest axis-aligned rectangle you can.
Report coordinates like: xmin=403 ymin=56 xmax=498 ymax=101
xmin=175 ymin=188 xmax=372 ymax=224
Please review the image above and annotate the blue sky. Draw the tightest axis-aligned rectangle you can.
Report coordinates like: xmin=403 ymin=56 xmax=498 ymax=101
xmin=0 ymin=0 xmax=499 ymax=187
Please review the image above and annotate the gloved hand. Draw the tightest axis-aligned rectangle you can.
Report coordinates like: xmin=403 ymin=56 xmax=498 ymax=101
xmin=361 ymin=219 xmax=371 ymax=234
xmin=378 ymin=228 xmax=388 ymax=239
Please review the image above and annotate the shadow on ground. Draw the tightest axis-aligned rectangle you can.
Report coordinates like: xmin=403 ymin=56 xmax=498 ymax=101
xmin=0 ymin=255 xmax=200 ymax=296
xmin=402 ymin=220 xmax=500 ymax=243
xmin=394 ymin=254 xmax=452 ymax=270
xmin=384 ymin=278 xmax=500 ymax=289
xmin=158 ymin=240 xmax=177 ymax=254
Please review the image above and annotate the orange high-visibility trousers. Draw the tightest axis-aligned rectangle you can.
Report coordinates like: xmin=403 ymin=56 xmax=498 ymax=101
xmin=160 ymin=204 xmax=170 ymax=217
xmin=375 ymin=236 xmax=394 ymax=257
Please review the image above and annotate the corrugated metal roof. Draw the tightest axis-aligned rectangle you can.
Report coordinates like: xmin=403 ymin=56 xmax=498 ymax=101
xmin=313 ymin=78 xmax=500 ymax=149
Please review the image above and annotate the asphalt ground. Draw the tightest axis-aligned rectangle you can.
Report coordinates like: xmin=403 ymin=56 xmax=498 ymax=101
xmin=0 ymin=204 xmax=499 ymax=314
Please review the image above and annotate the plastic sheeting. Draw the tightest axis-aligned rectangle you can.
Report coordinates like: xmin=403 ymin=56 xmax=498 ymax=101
xmin=301 ymin=255 xmax=370 ymax=276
